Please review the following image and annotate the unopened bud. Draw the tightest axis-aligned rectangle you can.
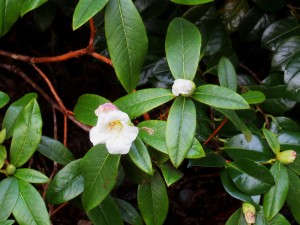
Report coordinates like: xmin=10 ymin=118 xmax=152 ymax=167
xmin=172 ymin=79 xmax=196 ymax=97
xmin=242 ymin=202 xmax=256 ymax=224
xmin=6 ymin=164 xmax=16 ymax=175
xmin=277 ymin=150 xmax=297 ymax=164
xmin=95 ymin=103 xmax=119 ymax=116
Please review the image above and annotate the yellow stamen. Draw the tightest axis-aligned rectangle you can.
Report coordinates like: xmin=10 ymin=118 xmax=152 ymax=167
xmin=108 ymin=120 xmax=123 ymax=135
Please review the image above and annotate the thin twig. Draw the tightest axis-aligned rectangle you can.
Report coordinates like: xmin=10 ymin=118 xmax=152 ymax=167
xmin=204 ymin=118 xmax=227 ymax=145
xmin=239 ymin=63 xmax=261 ymax=84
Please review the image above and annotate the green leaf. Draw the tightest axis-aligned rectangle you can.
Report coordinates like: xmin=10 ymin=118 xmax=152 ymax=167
xmin=165 ymin=17 xmax=201 ymax=80
xmin=12 ymin=180 xmax=50 ymax=225
xmin=284 ymin=51 xmax=300 ymax=90
xmin=73 ymin=0 xmax=108 ymax=30
xmin=286 ymin=168 xmax=300 ymax=223
xmin=81 ymin=145 xmax=120 ymax=211
xmin=185 ymin=138 xmax=205 ymax=159
xmin=228 ymin=159 xmax=275 ymax=195
xmin=74 ymin=94 xmax=109 ymax=126
xmin=13 ymin=168 xmax=49 ymax=184
xmin=129 ymin=137 xmax=153 ymax=175
xmin=114 ymin=88 xmax=174 ymax=119
xmin=241 ymin=91 xmax=266 ymax=104
xmin=10 ymin=99 xmax=42 ymax=167
xmin=256 ymin=206 xmax=291 ymax=225
xmin=2 ymin=93 xmax=37 ymax=139
xmin=278 ymin=131 xmax=300 ymax=152
xmin=225 ymin=208 xmax=247 ymax=225
xmin=262 ymin=128 xmax=280 ymax=154
xmin=0 ymin=92 xmax=10 ymax=108
xmin=0 ymin=145 xmax=7 ymax=169
xmin=105 ymin=0 xmax=148 ymax=93
xmin=21 ymin=0 xmax=48 ymax=17
xmin=262 ymin=19 xmax=300 ymax=51
xmin=0 ymin=220 xmax=15 ymax=225
xmin=166 ymin=97 xmax=196 ymax=167
xmin=188 ymin=149 xmax=226 ymax=168
xmin=218 ymin=56 xmax=237 ymax=91
xmin=0 ymin=177 xmax=19 ymax=220
xmin=221 ymin=169 xmax=257 ymax=206
xmin=160 ymin=161 xmax=183 ymax=186
xmin=115 ymin=198 xmax=143 ymax=225
xmin=87 ymin=195 xmax=124 ymax=225
xmin=170 ymin=0 xmax=213 ymax=5
xmin=193 ymin=84 xmax=250 ymax=109
xmin=263 ymin=162 xmax=288 ymax=221
xmin=0 ymin=0 xmax=23 ymax=37
xmin=46 ymin=159 xmax=84 ymax=204
xmin=138 ymin=172 xmax=169 ymax=225
xmin=287 ymin=156 xmax=300 ymax=175
xmin=38 ymin=136 xmax=75 ymax=166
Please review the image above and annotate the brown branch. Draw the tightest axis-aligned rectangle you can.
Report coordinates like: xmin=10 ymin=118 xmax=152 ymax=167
xmin=204 ymin=118 xmax=227 ymax=145
xmin=88 ymin=19 xmax=96 ymax=49
xmin=90 ymin=52 xmax=112 ymax=65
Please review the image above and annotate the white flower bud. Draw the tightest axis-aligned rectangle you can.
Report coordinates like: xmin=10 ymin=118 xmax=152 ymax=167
xmin=277 ymin=150 xmax=297 ymax=164
xmin=172 ymin=79 xmax=196 ymax=97
xmin=242 ymin=203 xmax=256 ymax=225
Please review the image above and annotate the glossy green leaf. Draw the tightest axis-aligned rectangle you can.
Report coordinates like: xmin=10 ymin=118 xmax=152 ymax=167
xmin=284 ymin=51 xmax=300 ymax=90
xmin=21 ymin=0 xmax=48 ymax=17
xmin=0 ymin=177 xmax=19 ymax=220
xmin=218 ymin=56 xmax=237 ymax=91
xmin=215 ymin=108 xmax=252 ymax=142
xmin=129 ymin=137 xmax=153 ymax=175
xmin=73 ymin=0 xmax=107 ymax=30
xmin=138 ymin=172 xmax=169 ymax=225
xmin=221 ymin=169 xmax=257 ymax=206
xmin=0 ymin=92 xmax=9 ymax=108
xmin=87 ymin=195 xmax=123 ymax=225
xmin=13 ymin=168 xmax=49 ymax=183
xmin=12 ymin=180 xmax=50 ymax=225
xmin=270 ymin=116 xmax=300 ymax=134
xmin=2 ymin=93 xmax=37 ymax=139
xmin=105 ymin=0 xmax=148 ymax=93
xmin=10 ymin=99 xmax=42 ymax=167
xmin=286 ymin=168 xmax=300 ymax=223
xmin=278 ymin=131 xmax=300 ymax=152
xmin=228 ymin=159 xmax=275 ymax=195
xmin=225 ymin=208 xmax=247 ymax=225
xmin=114 ymin=88 xmax=174 ymax=119
xmin=287 ymin=156 xmax=300 ymax=175
xmin=193 ymin=84 xmax=250 ymax=110
xmin=272 ymin=36 xmax=300 ymax=71
xmin=115 ymin=198 xmax=143 ymax=225
xmin=188 ymin=149 xmax=226 ymax=168
xmin=241 ymin=91 xmax=266 ymax=104
xmin=170 ymin=0 xmax=213 ymax=5
xmin=185 ymin=138 xmax=205 ymax=159
xmin=165 ymin=17 xmax=201 ymax=80
xmin=0 ymin=0 xmax=23 ymax=37
xmin=160 ymin=161 xmax=183 ymax=186
xmin=262 ymin=128 xmax=280 ymax=154
xmin=263 ymin=162 xmax=288 ymax=221
xmin=46 ymin=159 xmax=83 ymax=204
xmin=262 ymin=19 xmax=300 ymax=51
xmin=0 ymin=145 xmax=7 ymax=169
xmin=256 ymin=206 xmax=291 ymax=225
xmin=81 ymin=145 xmax=120 ymax=211
xmin=166 ymin=97 xmax=196 ymax=167
xmin=38 ymin=136 xmax=75 ymax=166
xmin=74 ymin=94 xmax=109 ymax=126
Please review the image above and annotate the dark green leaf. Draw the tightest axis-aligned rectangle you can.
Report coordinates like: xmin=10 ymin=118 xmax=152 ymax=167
xmin=284 ymin=51 xmax=300 ymax=90
xmin=286 ymin=168 xmax=300 ymax=223
xmin=256 ymin=206 xmax=291 ymax=225
xmin=218 ymin=56 xmax=237 ymax=91
xmin=81 ymin=145 xmax=120 ymax=211
xmin=0 ymin=92 xmax=10 ymax=109
xmin=38 ymin=136 xmax=75 ymax=166
xmin=287 ymin=156 xmax=300 ymax=175
xmin=13 ymin=168 xmax=49 ymax=183
xmin=193 ymin=84 xmax=250 ymax=109
xmin=0 ymin=177 xmax=19 ymax=220
xmin=270 ymin=116 xmax=300 ymax=134
xmin=160 ymin=161 xmax=183 ymax=186
xmin=228 ymin=159 xmax=275 ymax=195
xmin=170 ymin=0 xmax=213 ymax=5
xmin=188 ymin=150 xmax=226 ymax=168
xmin=166 ymin=97 xmax=196 ymax=167
xmin=262 ymin=128 xmax=280 ymax=154
xmin=278 ymin=131 xmax=300 ymax=152
xmin=2 ymin=93 xmax=37 ymax=139
xmin=86 ymin=195 xmax=124 ymax=225
xmin=10 ymin=99 xmax=42 ymax=167
xmin=105 ymin=0 xmax=148 ymax=92
xmin=138 ymin=172 xmax=169 ymax=225
xmin=115 ymin=198 xmax=143 ymax=225
xmin=74 ymin=94 xmax=109 ymax=126
xmin=46 ymin=160 xmax=83 ymax=204
xmin=12 ymin=180 xmax=50 ymax=225
xmin=166 ymin=17 xmax=201 ymax=80
xmin=263 ymin=162 xmax=288 ymax=220
xmin=73 ymin=0 xmax=108 ymax=30
xmin=21 ymin=0 xmax=48 ymax=17
xmin=129 ymin=137 xmax=153 ymax=175
xmin=241 ymin=91 xmax=266 ymax=104
xmin=114 ymin=88 xmax=174 ymax=119
xmin=33 ymin=2 xmax=56 ymax=32
xmin=225 ymin=208 xmax=247 ymax=225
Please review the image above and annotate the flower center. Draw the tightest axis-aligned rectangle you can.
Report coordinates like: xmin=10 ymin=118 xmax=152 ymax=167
xmin=108 ymin=120 xmax=123 ymax=135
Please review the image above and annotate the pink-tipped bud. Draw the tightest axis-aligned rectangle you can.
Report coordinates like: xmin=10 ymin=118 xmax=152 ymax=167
xmin=95 ymin=103 xmax=119 ymax=116
xmin=277 ymin=150 xmax=297 ymax=164
xmin=242 ymin=203 xmax=256 ymax=224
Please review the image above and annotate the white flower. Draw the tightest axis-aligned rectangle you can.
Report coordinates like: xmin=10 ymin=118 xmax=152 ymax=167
xmin=172 ymin=79 xmax=196 ymax=97
xmin=89 ymin=103 xmax=138 ymax=154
